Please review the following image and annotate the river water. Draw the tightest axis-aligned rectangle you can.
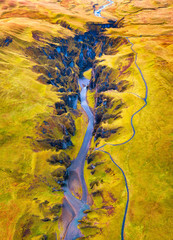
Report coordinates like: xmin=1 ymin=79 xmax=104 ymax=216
xmin=61 ymin=77 xmax=94 ymax=240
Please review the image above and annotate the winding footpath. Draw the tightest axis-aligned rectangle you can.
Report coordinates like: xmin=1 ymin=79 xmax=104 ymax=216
xmin=94 ymin=1 xmax=148 ymax=240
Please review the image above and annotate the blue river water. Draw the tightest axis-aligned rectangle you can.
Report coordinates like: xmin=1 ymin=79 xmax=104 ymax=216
xmin=94 ymin=0 xmax=114 ymax=17
xmin=61 ymin=77 xmax=94 ymax=240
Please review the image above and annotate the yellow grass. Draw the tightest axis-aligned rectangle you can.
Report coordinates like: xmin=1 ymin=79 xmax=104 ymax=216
xmin=89 ymin=35 xmax=173 ymax=239
xmin=0 ymin=14 xmax=87 ymax=239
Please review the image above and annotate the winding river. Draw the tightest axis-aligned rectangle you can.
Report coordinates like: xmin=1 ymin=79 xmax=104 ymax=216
xmin=61 ymin=77 xmax=94 ymax=240
xmin=94 ymin=0 xmax=114 ymax=17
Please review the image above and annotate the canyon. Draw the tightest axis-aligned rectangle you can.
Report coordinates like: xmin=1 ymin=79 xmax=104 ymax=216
xmin=0 ymin=1 xmax=172 ymax=240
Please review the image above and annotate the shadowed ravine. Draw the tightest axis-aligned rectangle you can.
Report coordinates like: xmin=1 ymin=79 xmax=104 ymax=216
xmin=61 ymin=77 xmax=94 ymax=240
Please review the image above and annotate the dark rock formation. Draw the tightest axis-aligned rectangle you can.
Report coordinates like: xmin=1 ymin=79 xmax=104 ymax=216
xmin=37 ymin=135 xmax=73 ymax=151
xmin=87 ymin=152 xmax=97 ymax=164
xmin=94 ymin=127 xmax=121 ymax=141
xmin=0 ymin=36 xmax=12 ymax=47
xmin=92 ymin=190 xmax=102 ymax=197
xmin=47 ymin=152 xmax=71 ymax=168
xmin=90 ymin=180 xmax=99 ymax=189
xmin=50 ymin=204 xmax=62 ymax=215
xmin=41 ymin=235 xmax=48 ymax=240
xmin=61 ymin=93 xmax=78 ymax=109
xmin=55 ymin=101 xmax=67 ymax=115
xmin=51 ymin=167 xmax=66 ymax=179
xmin=41 ymin=218 xmax=51 ymax=222
xmin=59 ymin=113 xmax=76 ymax=136
xmin=93 ymin=94 xmax=114 ymax=135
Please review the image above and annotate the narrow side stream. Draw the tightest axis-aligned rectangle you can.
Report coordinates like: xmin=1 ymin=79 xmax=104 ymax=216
xmin=61 ymin=77 xmax=94 ymax=240
xmin=94 ymin=2 xmax=148 ymax=240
